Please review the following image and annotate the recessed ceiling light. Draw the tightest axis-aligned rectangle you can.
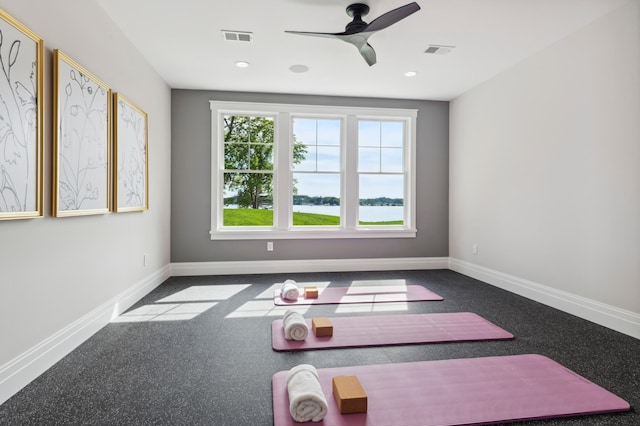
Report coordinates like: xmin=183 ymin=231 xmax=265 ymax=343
xmin=235 ymin=61 xmax=250 ymax=68
xmin=404 ymin=71 xmax=417 ymax=77
xmin=289 ymin=64 xmax=309 ymax=73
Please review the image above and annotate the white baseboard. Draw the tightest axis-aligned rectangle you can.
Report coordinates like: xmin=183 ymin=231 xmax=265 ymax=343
xmin=0 ymin=265 xmax=171 ymax=405
xmin=170 ymin=257 xmax=450 ymax=276
xmin=449 ymin=258 xmax=640 ymax=340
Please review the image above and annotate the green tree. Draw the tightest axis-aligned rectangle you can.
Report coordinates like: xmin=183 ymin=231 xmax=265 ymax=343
xmin=223 ymin=115 xmax=306 ymax=209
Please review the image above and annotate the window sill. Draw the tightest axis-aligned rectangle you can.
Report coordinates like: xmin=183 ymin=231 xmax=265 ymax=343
xmin=209 ymin=227 xmax=417 ymax=240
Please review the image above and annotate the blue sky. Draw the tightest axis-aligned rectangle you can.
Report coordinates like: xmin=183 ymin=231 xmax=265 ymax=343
xmin=292 ymin=118 xmax=404 ymax=199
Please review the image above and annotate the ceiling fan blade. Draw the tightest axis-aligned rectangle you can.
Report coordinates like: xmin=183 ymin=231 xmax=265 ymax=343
xmin=340 ymin=34 xmax=376 ymax=66
xmin=359 ymin=43 xmax=377 ymax=66
xmin=285 ymin=3 xmax=418 ymax=66
xmin=285 ymin=30 xmax=345 ymax=40
xmin=364 ymin=2 xmax=421 ymax=33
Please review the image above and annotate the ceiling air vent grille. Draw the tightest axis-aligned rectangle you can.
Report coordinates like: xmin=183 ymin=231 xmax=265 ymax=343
xmin=221 ymin=30 xmax=253 ymax=42
xmin=425 ymin=45 xmax=455 ymax=55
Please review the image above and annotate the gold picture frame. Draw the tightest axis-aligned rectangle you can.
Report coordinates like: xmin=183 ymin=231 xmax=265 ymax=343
xmin=113 ymin=93 xmax=148 ymax=212
xmin=53 ymin=49 xmax=111 ymax=217
xmin=0 ymin=8 xmax=44 ymax=220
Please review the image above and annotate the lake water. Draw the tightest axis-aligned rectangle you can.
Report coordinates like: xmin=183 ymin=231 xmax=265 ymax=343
xmin=292 ymin=205 xmax=403 ymax=222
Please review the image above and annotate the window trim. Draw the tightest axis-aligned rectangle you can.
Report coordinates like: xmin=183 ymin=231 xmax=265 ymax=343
xmin=210 ymin=101 xmax=417 ymax=240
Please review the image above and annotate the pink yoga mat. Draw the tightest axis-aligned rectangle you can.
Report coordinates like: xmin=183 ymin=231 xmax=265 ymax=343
xmin=272 ymin=354 xmax=630 ymax=426
xmin=274 ymin=285 xmax=443 ymax=306
xmin=272 ymin=312 xmax=513 ymax=351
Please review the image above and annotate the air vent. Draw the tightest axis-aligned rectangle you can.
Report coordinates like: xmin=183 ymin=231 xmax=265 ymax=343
xmin=425 ymin=45 xmax=454 ymax=55
xmin=221 ymin=30 xmax=253 ymax=42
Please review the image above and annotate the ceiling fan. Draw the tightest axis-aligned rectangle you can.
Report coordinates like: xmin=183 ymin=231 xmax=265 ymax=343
xmin=285 ymin=2 xmax=421 ymax=66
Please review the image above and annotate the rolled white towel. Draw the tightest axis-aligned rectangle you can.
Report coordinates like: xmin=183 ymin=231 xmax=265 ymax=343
xmin=283 ymin=310 xmax=309 ymax=341
xmin=286 ymin=364 xmax=328 ymax=422
xmin=281 ymin=279 xmax=300 ymax=301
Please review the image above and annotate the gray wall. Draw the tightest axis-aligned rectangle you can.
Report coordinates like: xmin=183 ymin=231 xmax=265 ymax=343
xmin=171 ymin=90 xmax=449 ymax=262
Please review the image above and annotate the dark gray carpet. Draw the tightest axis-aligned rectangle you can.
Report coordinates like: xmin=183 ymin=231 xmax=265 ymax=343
xmin=0 ymin=270 xmax=638 ymax=425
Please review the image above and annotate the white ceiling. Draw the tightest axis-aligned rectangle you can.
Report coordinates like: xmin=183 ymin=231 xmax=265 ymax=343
xmin=96 ymin=0 xmax=631 ymax=101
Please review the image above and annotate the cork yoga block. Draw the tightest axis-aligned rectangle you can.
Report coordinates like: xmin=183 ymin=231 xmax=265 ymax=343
xmin=312 ymin=317 xmax=333 ymax=337
xmin=332 ymin=375 xmax=368 ymax=414
xmin=304 ymin=286 xmax=319 ymax=299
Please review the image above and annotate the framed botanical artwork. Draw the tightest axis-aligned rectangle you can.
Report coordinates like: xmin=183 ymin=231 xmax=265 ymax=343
xmin=113 ymin=93 xmax=148 ymax=212
xmin=0 ymin=8 xmax=44 ymax=220
xmin=53 ymin=49 xmax=111 ymax=217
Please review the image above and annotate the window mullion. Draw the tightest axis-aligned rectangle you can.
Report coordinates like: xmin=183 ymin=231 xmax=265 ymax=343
xmin=344 ymin=115 xmax=358 ymax=230
xmin=406 ymin=116 xmax=417 ymax=228
xmin=275 ymin=112 xmax=291 ymax=230
xmin=211 ymin=111 xmax=223 ymax=232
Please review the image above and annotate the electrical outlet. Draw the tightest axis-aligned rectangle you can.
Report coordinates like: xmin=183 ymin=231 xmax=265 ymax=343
xmin=143 ymin=254 xmax=148 ymax=266
xmin=472 ymin=243 xmax=478 ymax=255
xmin=267 ymin=241 xmax=274 ymax=252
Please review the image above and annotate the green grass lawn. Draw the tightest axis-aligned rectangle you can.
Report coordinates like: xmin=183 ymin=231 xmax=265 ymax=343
xmin=223 ymin=209 xmax=402 ymax=226
xmin=223 ymin=208 xmax=274 ymax=226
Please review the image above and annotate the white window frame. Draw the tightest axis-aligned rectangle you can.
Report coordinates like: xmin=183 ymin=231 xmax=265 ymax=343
xmin=210 ymin=101 xmax=417 ymax=240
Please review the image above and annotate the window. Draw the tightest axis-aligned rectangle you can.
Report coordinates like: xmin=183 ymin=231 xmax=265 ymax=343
xmin=358 ymin=120 xmax=405 ymax=225
xmin=292 ymin=117 xmax=341 ymax=226
xmin=222 ymin=114 xmax=274 ymax=227
xmin=210 ymin=101 xmax=417 ymax=240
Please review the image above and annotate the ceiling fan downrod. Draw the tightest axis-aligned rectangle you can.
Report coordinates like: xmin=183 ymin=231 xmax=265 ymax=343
xmin=345 ymin=3 xmax=370 ymax=34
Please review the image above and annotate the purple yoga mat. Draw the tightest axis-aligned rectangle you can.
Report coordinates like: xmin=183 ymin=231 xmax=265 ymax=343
xmin=272 ymin=354 xmax=630 ymax=426
xmin=274 ymin=285 xmax=443 ymax=306
xmin=272 ymin=312 xmax=513 ymax=351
